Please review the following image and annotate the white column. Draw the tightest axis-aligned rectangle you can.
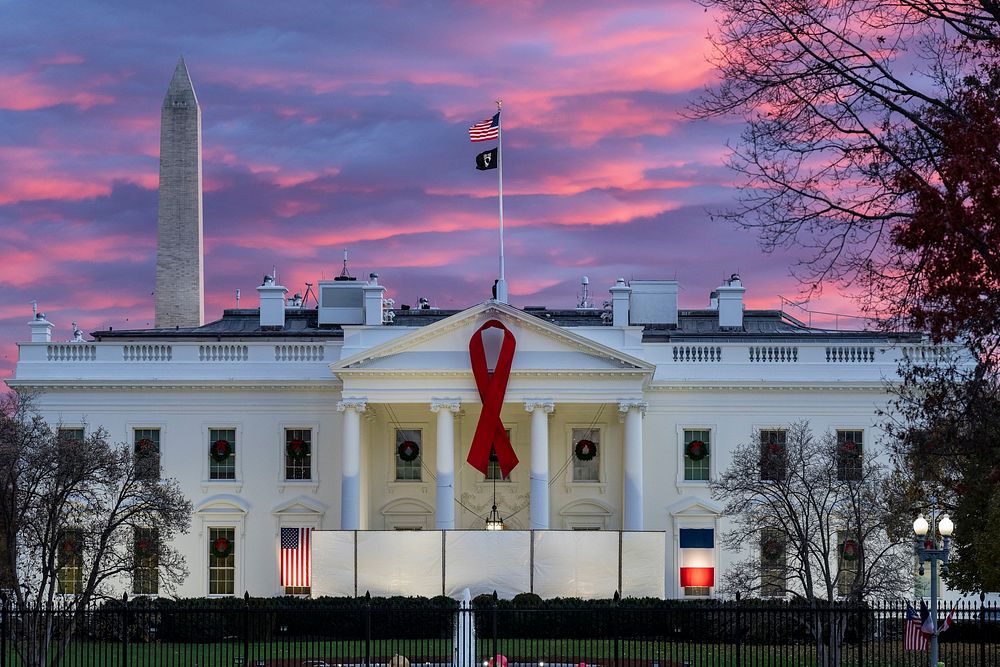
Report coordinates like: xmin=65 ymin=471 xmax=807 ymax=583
xmin=619 ymin=400 xmax=647 ymax=531
xmin=337 ymin=398 xmax=367 ymax=530
xmin=431 ymin=399 xmax=461 ymax=530
xmin=524 ymin=400 xmax=555 ymax=530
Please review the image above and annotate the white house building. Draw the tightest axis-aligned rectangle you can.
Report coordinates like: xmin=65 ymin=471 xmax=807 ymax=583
xmin=4 ymin=59 xmax=946 ymax=601
xmin=9 ymin=269 xmax=934 ymax=599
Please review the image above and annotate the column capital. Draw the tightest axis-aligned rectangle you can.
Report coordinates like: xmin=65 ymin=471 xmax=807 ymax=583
xmin=617 ymin=399 xmax=647 ymax=416
xmin=523 ymin=399 xmax=555 ymax=414
xmin=430 ymin=398 xmax=461 ymax=413
xmin=337 ymin=398 xmax=368 ymax=413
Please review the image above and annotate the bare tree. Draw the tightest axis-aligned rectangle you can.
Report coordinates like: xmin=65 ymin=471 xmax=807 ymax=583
xmin=711 ymin=422 xmax=910 ymax=666
xmin=0 ymin=392 xmax=192 ymax=667
xmin=691 ymin=0 xmax=1000 ymax=342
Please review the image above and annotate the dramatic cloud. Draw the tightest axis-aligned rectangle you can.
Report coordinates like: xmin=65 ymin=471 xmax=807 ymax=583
xmin=0 ymin=0 xmax=867 ymax=381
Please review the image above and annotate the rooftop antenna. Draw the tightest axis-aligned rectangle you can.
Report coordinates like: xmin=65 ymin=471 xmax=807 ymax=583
xmin=577 ymin=276 xmax=595 ymax=310
xmin=303 ymin=282 xmax=317 ymax=307
xmin=272 ymin=265 xmax=278 ymax=284
xmin=336 ymin=248 xmax=355 ymax=281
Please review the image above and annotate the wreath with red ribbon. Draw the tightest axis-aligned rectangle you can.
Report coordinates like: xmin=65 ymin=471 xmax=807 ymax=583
xmin=763 ymin=439 xmax=782 ymax=455
xmin=574 ymin=439 xmax=598 ymax=461
xmin=841 ymin=538 xmax=859 ymax=561
xmin=286 ymin=438 xmax=310 ymax=460
xmin=397 ymin=440 xmax=420 ymax=462
xmin=60 ymin=535 xmax=81 ymax=556
xmin=210 ymin=536 xmax=233 ymax=558
xmin=210 ymin=439 xmax=232 ymax=462
xmin=135 ymin=535 xmax=157 ymax=558
xmin=136 ymin=438 xmax=156 ymax=455
xmin=840 ymin=439 xmax=860 ymax=457
xmin=762 ymin=538 xmax=783 ymax=562
xmin=685 ymin=440 xmax=709 ymax=461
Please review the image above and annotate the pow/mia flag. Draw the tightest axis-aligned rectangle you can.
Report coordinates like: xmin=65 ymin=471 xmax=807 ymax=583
xmin=475 ymin=147 xmax=498 ymax=170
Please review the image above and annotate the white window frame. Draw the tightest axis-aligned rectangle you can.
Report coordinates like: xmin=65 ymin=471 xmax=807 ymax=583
xmin=835 ymin=426 xmax=866 ymax=481
xmin=56 ymin=425 xmax=86 ymax=440
xmin=564 ymin=424 xmax=607 ymax=492
xmin=196 ymin=496 xmax=247 ymax=598
xmin=388 ymin=423 xmax=430 ymax=490
xmin=754 ymin=423 xmax=789 ymax=482
xmin=201 ymin=423 xmax=243 ymax=493
xmin=676 ymin=424 xmax=717 ymax=487
xmin=272 ymin=514 xmax=322 ymax=596
xmin=673 ymin=520 xmax=719 ymax=600
xmin=277 ymin=422 xmax=321 ymax=493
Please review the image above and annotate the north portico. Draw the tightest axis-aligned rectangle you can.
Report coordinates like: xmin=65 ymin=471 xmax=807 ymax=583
xmin=331 ymin=300 xmax=654 ymax=532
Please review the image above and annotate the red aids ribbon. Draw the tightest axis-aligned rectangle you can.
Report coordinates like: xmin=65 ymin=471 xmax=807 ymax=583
xmin=468 ymin=319 xmax=519 ymax=478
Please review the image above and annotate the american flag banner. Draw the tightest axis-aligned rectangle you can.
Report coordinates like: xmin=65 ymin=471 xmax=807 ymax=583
xmin=280 ymin=527 xmax=312 ymax=588
xmin=904 ymin=603 xmax=929 ymax=651
xmin=469 ymin=113 xmax=500 ymax=142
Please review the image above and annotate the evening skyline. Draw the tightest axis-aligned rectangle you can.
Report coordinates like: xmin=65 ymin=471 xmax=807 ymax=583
xmin=0 ymin=0 xmax=864 ymax=379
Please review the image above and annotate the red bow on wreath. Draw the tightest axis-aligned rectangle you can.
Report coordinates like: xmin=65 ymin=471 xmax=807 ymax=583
xmin=467 ymin=320 xmax=519 ymax=478
xmin=211 ymin=536 xmax=233 ymax=558
xmin=842 ymin=539 xmax=859 ymax=561
xmin=211 ymin=439 xmax=232 ymax=461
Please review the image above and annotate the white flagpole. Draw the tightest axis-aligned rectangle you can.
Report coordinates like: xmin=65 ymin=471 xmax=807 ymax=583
xmin=495 ymin=99 xmax=508 ymax=303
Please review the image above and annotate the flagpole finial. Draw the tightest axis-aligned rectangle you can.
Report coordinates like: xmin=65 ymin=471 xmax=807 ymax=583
xmin=496 ymin=99 xmax=502 ymax=111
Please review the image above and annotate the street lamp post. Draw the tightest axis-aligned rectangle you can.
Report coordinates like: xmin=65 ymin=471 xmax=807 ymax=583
xmin=913 ymin=510 xmax=954 ymax=667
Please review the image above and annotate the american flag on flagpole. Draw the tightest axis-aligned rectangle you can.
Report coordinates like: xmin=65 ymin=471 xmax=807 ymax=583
xmin=280 ymin=527 xmax=312 ymax=588
xmin=469 ymin=113 xmax=500 ymax=142
xmin=904 ymin=603 xmax=929 ymax=651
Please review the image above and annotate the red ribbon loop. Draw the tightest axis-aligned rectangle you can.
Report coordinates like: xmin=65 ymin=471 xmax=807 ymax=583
xmin=468 ymin=319 xmax=518 ymax=478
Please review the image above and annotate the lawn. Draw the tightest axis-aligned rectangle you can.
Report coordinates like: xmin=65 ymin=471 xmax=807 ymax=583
xmin=3 ymin=639 xmax=997 ymax=666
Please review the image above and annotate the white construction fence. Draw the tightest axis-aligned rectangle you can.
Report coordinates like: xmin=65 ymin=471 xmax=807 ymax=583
xmin=312 ymin=530 xmax=665 ymax=599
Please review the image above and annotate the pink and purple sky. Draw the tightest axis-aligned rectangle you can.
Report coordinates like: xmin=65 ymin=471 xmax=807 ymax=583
xmin=0 ymin=0 xmax=864 ymax=380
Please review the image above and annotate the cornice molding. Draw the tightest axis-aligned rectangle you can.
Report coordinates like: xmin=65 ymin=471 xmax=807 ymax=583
xmin=4 ymin=380 xmax=342 ymax=392
xmin=647 ymin=382 xmax=889 ymax=392
xmin=335 ymin=368 xmax=649 ymax=378
xmin=332 ymin=301 xmax=655 ymax=374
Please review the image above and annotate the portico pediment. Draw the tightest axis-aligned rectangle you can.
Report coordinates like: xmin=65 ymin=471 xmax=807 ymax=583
xmin=331 ymin=301 xmax=654 ymax=378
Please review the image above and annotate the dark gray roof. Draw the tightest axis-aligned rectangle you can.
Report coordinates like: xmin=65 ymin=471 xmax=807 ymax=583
xmin=91 ymin=306 xmax=918 ymax=343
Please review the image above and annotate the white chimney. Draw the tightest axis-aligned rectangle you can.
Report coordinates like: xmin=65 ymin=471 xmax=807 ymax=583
xmin=257 ymin=275 xmax=288 ymax=328
xmin=362 ymin=273 xmax=387 ymax=326
xmin=716 ymin=274 xmax=745 ymax=330
xmin=609 ymin=278 xmax=631 ymax=327
xmin=29 ymin=314 xmax=54 ymax=342
xmin=629 ymin=280 xmax=679 ymax=326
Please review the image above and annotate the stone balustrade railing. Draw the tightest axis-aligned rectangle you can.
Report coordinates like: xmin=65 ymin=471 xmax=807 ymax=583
xmin=14 ymin=339 xmax=962 ymax=384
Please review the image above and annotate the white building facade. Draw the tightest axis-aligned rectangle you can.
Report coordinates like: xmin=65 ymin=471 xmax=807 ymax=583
xmin=9 ymin=273 xmax=933 ymax=599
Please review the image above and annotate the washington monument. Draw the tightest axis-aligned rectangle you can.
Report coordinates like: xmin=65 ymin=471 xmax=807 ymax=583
xmin=155 ymin=56 xmax=204 ymax=328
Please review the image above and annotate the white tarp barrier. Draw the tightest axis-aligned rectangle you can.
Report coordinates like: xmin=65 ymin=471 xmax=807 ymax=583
xmin=311 ymin=530 xmax=667 ymax=599
xmin=621 ymin=532 xmax=665 ymax=598
xmin=311 ymin=531 xmax=356 ymax=597
xmin=445 ymin=531 xmax=531 ymax=599
xmin=357 ymin=530 xmax=443 ymax=598
xmin=532 ymin=531 xmax=619 ymax=599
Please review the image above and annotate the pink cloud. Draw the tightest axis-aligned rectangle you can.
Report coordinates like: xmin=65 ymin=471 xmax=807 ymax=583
xmin=0 ymin=72 xmax=114 ymax=111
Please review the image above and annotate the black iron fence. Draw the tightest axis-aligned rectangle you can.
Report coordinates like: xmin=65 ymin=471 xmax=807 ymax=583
xmin=1 ymin=594 xmax=998 ymax=666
